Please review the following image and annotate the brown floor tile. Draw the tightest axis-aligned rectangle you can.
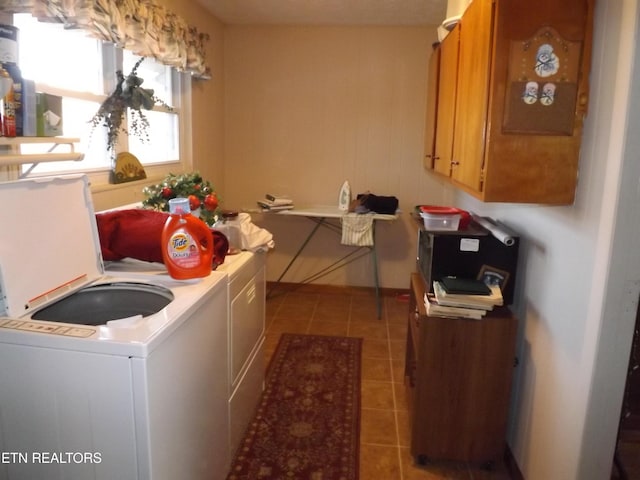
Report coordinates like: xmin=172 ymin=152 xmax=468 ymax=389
xmin=396 ymin=409 xmax=411 ymax=448
xmin=391 ymin=358 xmax=407 ymax=384
xmin=265 ymin=294 xmax=284 ymax=312
xmin=359 ymin=444 xmax=402 ymax=479
xmin=388 ymin=321 xmax=408 ymax=340
xmin=267 ymin=316 xmax=310 ymax=334
xmin=350 ymin=297 xmax=381 ymax=322
xmin=361 ymin=380 xmax=395 ymax=410
xmin=394 ymin=381 xmax=408 ymax=411
xmin=307 ymin=320 xmax=349 ymax=336
xmin=263 ymin=332 xmax=282 ymax=361
xmin=316 ymin=294 xmax=351 ymax=308
xmin=360 ymin=408 xmax=398 ymax=445
xmin=349 ymin=320 xmax=388 ymax=340
xmin=361 ymin=356 xmax=392 ymax=382
xmin=389 ymin=339 xmax=406 ymax=360
xmin=387 ymin=295 xmax=410 ymax=324
xmin=351 ymin=310 xmax=383 ymax=323
xmin=388 ymin=310 xmax=409 ymax=324
xmin=312 ymin=306 xmax=350 ymax=323
xmin=274 ymin=302 xmax=316 ymax=321
xmin=362 ymin=338 xmax=391 ymax=359
xmin=282 ymin=291 xmax=320 ymax=304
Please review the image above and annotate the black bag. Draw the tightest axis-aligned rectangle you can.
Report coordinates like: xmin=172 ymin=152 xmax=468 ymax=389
xmin=356 ymin=193 xmax=399 ymax=215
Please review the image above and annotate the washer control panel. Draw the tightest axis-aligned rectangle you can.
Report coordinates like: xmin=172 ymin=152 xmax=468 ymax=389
xmin=0 ymin=318 xmax=95 ymax=338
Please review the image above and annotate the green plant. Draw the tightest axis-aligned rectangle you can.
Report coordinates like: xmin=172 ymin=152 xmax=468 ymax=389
xmin=90 ymin=57 xmax=173 ymax=152
xmin=142 ymin=172 xmax=221 ymax=226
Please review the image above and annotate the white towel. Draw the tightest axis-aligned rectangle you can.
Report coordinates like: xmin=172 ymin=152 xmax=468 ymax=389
xmin=340 ymin=213 xmax=374 ymax=246
xmin=238 ymin=212 xmax=275 ymax=252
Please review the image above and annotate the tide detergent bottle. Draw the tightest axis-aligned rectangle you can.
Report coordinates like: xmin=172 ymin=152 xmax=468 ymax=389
xmin=161 ymin=197 xmax=213 ymax=279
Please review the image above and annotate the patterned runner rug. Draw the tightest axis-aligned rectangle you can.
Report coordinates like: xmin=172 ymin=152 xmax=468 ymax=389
xmin=227 ymin=333 xmax=362 ymax=480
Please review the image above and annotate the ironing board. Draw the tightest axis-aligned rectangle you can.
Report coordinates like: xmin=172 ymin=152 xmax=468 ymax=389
xmin=270 ymin=206 xmax=398 ymax=319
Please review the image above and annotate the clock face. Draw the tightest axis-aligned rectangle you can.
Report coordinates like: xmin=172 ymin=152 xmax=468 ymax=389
xmin=503 ymin=26 xmax=582 ymax=135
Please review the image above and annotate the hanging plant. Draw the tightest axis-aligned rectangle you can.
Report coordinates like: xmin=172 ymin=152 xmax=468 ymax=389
xmin=90 ymin=57 xmax=173 ymax=152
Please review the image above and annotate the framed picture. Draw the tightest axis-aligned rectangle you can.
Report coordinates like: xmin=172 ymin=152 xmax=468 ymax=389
xmin=477 ymin=265 xmax=510 ymax=290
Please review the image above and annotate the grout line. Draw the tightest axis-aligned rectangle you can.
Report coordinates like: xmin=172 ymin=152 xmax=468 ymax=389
xmin=383 ymin=297 xmax=406 ymax=480
xmin=305 ymin=295 xmax=320 ymax=334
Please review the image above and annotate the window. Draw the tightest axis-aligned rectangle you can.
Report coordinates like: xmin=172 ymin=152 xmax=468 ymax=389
xmin=12 ymin=13 xmax=186 ymax=179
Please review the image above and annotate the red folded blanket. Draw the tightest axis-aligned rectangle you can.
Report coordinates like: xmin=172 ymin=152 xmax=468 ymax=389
xmin=96 ymin=209 xmax=228 ymax=269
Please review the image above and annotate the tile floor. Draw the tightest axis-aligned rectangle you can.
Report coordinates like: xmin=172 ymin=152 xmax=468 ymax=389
xmin=264 ymin=285 xmax=513 ymax=480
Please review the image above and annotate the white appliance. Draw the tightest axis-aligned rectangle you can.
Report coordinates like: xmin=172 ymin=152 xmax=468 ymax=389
xmin=0 ymin=176 xmax=229 ymax=480
xmin=437 ymin=0 xmax=472 ymax=41
xmin=216 ymin=251 xmax=266 ymax=459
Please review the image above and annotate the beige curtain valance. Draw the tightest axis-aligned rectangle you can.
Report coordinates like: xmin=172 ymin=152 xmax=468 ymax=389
xmin=0 ymin=0 xmax=211 ymax=79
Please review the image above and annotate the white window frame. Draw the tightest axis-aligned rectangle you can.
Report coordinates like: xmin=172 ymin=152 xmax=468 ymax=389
xmin=11 ymin=17 xmax=192 ymax=190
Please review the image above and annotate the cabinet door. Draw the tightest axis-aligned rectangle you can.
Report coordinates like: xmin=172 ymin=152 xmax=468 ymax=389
xmin=451 ymin=0 xmax=494 ymax=191
xmin=423 ymin=45 xmax=440 ymax=170
xmin=433 ymin=26 xmax=460 ymax=177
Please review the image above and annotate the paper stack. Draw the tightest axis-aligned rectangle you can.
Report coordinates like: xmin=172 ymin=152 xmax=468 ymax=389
xmin=425 ymin=279 xmax=503 ymax=320
xmin=257 ymin=194 xmax=294 ymax=211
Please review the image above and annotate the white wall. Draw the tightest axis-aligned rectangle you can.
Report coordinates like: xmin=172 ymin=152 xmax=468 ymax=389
xmin=578 ymin=0 xmax=640 ymax=476
xmin=453 ymin=1 xmax=640 ymax=478
xmin=223 ymin=26 xmax=451 ymax=289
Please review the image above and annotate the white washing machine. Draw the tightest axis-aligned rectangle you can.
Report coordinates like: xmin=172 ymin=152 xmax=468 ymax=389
xmin=0 ymin=176 xmax=230 ymax=480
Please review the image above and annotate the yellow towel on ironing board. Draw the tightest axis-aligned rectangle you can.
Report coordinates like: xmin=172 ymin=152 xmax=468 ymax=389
xmin=340 ymin=213 xmax=375 ymax=246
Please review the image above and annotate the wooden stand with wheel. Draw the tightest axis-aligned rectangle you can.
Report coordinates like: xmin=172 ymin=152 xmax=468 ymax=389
xmin=404 ymin=273 xmax=518 ymax=466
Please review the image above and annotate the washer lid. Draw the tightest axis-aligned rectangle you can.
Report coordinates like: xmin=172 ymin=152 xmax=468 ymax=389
xmin=0 ymin=175 xmax=103 ymax=318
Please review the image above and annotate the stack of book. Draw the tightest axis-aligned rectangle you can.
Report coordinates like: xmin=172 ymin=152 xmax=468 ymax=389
xmin=257 ymin=194 xmax=294 ymax=211
xmin=424 ymin=277 xmax=504 ymax=320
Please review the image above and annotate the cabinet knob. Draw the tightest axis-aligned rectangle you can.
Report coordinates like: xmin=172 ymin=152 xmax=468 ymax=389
xmin=433 ymin=156 xmax=440 ymax=161
xmin=451 ymin=161 xmax=460 ymax=166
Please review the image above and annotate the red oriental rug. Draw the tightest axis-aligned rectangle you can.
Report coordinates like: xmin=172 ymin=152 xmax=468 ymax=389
xmin=227 ymin=333 xmax=362 ymax=480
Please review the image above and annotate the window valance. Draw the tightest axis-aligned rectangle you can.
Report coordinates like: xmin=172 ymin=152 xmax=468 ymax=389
xmin=0 ymin=0 xmax=211 ymax=79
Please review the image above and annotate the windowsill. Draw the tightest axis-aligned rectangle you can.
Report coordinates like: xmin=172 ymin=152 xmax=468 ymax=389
xmin=87 ymin=161 xmax=182 ymax=211
xmin=87 ymin=160 xmax=181 ymax=192
xmin=90 ymin=174 xmax=165 ymax=193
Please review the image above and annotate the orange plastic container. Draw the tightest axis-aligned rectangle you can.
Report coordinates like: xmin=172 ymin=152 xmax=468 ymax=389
xmin=161 ymin=198 xmax=213 ymax=279
xmin=418 ymin=205 xmax=471 ymax=229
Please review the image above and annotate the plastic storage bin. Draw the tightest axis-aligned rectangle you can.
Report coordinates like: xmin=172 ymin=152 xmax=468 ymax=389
xmin=420 ymin=212 xmax=461 ymax=230
xmin=418 ymin=205 xmax=469 ymax=231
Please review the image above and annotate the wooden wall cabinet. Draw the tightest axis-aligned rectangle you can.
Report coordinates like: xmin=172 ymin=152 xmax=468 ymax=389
xmin=404 ymin=273 xmax=518 ymax=465
xmin=432 ymin=27 xmax=460 ymax=177
xmin=424 ymin=0 xmax=595 ymax=204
